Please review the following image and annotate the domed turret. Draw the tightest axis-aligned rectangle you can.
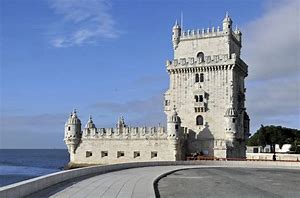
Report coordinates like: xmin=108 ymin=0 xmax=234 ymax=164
xmin=172 ymin=20 xmax=181 ymax=50
xmin=85 ymin=115 xmax=96 ymax=129
xmin=83 ymin=115 xmax=97 ymax=137
xmin=223 ymin=12 xmax=232 ymax=34
xmin=64 ymin=109 xmax=82 ymax=154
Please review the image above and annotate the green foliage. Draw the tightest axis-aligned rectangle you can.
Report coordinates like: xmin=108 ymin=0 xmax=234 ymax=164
xmin=247 ymin=125 xmax=300 ymax=153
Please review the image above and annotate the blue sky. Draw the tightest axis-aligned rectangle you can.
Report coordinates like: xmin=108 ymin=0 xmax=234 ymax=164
xmin=1 ymin=0 xmax=299 ymax=148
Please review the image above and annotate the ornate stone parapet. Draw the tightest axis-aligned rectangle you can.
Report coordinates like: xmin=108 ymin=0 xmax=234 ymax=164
xmin=82 ymin=126 xmax=167 ymax=140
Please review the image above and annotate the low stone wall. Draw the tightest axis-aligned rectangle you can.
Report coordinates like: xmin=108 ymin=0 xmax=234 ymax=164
xmin=0 ymin=161 xmax=299 ymax=198
xmin=247 ymin=153 xmax=300 ymax=161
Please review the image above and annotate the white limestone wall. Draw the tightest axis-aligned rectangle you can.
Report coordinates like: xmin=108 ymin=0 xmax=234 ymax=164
xmin=71 ymin=139 xmax=179 ymax=165
xmin=165 ymin=65 xmax=236 ymax=156
xmin=175 ymin=35 xmax=230 ymax=58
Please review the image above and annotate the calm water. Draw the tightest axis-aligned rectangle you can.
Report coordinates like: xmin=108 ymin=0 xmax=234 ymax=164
xmin=0 ymin=149 xmax=69 ymax=187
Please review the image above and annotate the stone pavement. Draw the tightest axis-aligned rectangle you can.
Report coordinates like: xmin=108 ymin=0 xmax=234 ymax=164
xmin=27 ymin=165 xmax=192 ymax=198
xmin=26 ymin=164 xmax=300 ymax=198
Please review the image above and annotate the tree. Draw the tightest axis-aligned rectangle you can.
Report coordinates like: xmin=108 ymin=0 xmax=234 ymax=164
xmin=247 ymin=125 xmax=300 ymax=154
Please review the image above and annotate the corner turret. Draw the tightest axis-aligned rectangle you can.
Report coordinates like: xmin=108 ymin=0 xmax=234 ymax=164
xmin=224 ymin=106 xmax=237 ymax=147
xmin=167 ymin=107 xmax=181 ymax=138
xmin=172 ymin=20 xmax=181 ymax=50
xmin=222 ymin=12 xmax=232 ymax=34
xmin=64 ymin=110 xmax=81 ymax=154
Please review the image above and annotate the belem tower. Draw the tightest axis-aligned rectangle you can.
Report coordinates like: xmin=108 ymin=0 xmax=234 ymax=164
xmin=64 ymin=13 xmax=250 ymax=166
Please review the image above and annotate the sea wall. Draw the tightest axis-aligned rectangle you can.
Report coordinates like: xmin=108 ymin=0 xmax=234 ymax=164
xmin=0 ymin=161 xmax=299 ymax=198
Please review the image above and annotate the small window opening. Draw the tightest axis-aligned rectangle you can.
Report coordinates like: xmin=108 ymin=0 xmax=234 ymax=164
xmin=199 ymin=95 xmax=203 ymax=102
xmin=165 ymin=100 xmax=169 ymax=106
xmin=134 ymin=151 xmax=140 ymax=158
xmin=232 ymin=118 xmax=236 ymax=123
xmin=151 ymin=151 xmax=158 ymax=158
xmin=101 ymin=151 xmax=108 ymax=157
xmin=175 ymin=124 xmax=179 ymax=130
xmin=196 ymin=115 xmax=204 ymax=125
xmin=86 ymin=151 xmax=92 ymax=158
xmin=195 ymin=73 xmax=199 ymax=83
xmin=200 ymin=73 xmax=204 ymax=82
xmin=197 ymin=52 xmax=204 ymax=62
xmin=68 ymin=126 xmax=70 ymax=131
xmin=194 ymin=95 xmax=199 ymax=102
xmin=117 ymin=151 xmax=124 ymax=158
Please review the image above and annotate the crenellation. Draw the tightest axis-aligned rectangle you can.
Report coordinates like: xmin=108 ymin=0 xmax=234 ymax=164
xmin=83 ymin=125 xmax=168 ymax=140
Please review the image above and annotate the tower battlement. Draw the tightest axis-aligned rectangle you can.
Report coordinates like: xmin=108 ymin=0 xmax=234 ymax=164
xmin=179 ymin=27 xmax=241 ymax=44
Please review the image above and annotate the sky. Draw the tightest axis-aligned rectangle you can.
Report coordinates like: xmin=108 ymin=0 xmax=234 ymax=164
xmin=0 ymin=0 xmax=299 ymax=149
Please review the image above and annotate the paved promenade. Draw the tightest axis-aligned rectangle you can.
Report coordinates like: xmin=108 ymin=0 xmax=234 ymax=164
xmin=13 ymin=162 xmax=298 ymax=198
xmin=27 ymin=165 xmax=191 ymax=198
xmin=158 ymin=167 xmax=300 ymax=198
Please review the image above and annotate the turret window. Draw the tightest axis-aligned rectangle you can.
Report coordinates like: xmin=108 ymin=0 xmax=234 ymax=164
xmin=196 ymin=115 xmax=204 ymax=125
xmin=195 ymin=95 xmax=199 ymax=102
xmin=68 ymin=126 xmax=70 ymax=131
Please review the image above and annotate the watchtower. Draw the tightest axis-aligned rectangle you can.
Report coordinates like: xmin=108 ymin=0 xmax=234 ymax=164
xmin=164 ymin=13 xmax=250 ymax=158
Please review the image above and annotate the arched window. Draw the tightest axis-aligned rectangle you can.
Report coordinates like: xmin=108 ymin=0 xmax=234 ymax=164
xmin=194 ymin=95 xmax=199 ymax=102
xmin=195 ymin=73 xmax=199 ymax=83
xmin=197 ymin=52 xmax=204 ymax=62
xmin=200 ymin=73 xmax=204 ymax=82
xmin=196 ymin=115 xmax=204 ymax=125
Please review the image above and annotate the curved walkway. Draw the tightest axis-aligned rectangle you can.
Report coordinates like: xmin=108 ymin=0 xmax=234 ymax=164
xmin=6 ymin=161 xmax=298 ymax=198
xmin=27 ymin=165 xmax=192 ymax=198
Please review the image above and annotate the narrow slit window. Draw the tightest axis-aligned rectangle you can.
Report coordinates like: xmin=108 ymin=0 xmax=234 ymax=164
xmin=195 ymin=74 xmax=199 ymax=83
xmin=200 ymin=73 xmax=204 ymax=82
xmin=199 ymin=95 xmax=203 ymax=102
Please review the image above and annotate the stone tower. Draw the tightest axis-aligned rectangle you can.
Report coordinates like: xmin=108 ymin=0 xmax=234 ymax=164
xmin=164 ymin=13 xmax=250 ymax=158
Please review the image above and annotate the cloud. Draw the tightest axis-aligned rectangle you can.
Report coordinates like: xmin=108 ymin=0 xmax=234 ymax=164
xmin=243 ymin=0 xmax=300 ymax=81
xmin=48 ymin=0 xmax=119 ymax=47
xmin=242 ymin=0 xmax=300 ymax=132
